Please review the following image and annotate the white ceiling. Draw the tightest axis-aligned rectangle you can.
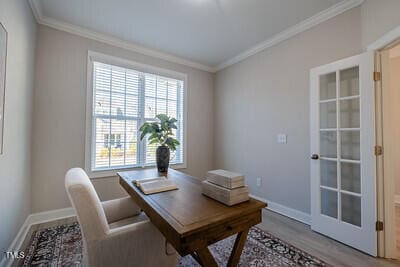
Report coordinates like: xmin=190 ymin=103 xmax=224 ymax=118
xmin=31 ymin=0 xmax=360 ymax=71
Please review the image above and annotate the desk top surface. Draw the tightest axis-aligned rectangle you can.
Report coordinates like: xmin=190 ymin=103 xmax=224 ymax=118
xmin=118 ymin=168 xmax=267 ymax=237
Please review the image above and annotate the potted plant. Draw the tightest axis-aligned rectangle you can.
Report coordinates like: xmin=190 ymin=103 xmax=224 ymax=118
xmin=139 ymin=114 xmax=180 ymax=173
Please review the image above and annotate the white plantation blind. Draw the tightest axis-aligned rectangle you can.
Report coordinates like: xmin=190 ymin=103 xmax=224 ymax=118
xmin=91 ymin=61 xmax=184 ymax=171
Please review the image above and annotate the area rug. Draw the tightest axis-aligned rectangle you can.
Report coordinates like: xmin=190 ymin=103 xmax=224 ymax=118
xmin=21 ymin=222 xmax=330 ymax=267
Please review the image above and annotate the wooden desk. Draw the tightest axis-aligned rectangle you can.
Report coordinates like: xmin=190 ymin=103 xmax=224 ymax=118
xmin=118 ymin=169 xmax=267 ymax=267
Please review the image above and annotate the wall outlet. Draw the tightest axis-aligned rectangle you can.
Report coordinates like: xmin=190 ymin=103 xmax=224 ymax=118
xmin=256 ymin=177 xmax=262 ymax=187
xmin=277 ymin=134 xmax=287 ymax=144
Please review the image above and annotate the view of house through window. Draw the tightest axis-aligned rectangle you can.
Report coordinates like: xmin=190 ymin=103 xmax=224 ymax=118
xmin=91 ymin=61 xmax=184 ymax=171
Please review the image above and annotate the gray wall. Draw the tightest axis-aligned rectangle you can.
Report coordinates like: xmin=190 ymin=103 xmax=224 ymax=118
xmin=361 ymin=0 xmax=400 ymax=49
xmin=0 ymin=0 xmax=36 ymax=255
xmin=214 ymin=8 xmax=363 ymax=213
xmin=31 ymin=25 xmax=214 ymax=213
xmin=213 ymin=0 xmax=400 ymax=214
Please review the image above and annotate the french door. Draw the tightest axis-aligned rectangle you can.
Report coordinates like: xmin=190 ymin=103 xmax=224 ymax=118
xmin=310 ymin=51 xmax=377 ymax=256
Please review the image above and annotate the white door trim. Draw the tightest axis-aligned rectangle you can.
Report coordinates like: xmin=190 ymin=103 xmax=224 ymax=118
xmin=367 ymin=25 xmax=400 ymax=259
xmin=375 ymin=48 xmax=400 ymax=260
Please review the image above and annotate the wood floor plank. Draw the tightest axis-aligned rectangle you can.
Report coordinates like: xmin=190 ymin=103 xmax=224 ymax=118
xmin=258 ymin=209 xmax=399 ymax=267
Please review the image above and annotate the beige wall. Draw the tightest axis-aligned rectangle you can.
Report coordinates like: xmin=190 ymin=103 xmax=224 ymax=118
xmin=214 ymin=8 xmax=362 ymax=213
xmin=387 ymin=55 xmax=400 ymax=195
xmin=31 ymin=25 xmax=214 ymax=212
xmin=361 ymin=0 xmax=400 ymax=49
xmin=0 ymin=0 xmax=36 ymax=255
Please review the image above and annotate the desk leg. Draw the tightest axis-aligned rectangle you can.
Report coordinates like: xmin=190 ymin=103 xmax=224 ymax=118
xmin=227 ymin=228 xmax=249 ymax=267
xmin=192 ymin=247 xmax=218 ymax=267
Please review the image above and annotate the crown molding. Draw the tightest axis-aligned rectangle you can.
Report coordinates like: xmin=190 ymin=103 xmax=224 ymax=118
xmin=29 ymin=0 xmax=364 ymax=74
xmin=215 ymin=0 xmax=364 ymax=71
xmin=28 ymin=0 xmax=216 ymax=73
xmin=28 ymin=0 xmax=42 ymax=21
xmin=367 ymin=24 xmax=400 ymax=51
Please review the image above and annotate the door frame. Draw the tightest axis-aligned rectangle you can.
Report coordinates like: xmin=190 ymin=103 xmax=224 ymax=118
xmin=374 ymin=44 xmax=400 ymax=259
xmin=368 ymin=25 xmax=400 ymax=259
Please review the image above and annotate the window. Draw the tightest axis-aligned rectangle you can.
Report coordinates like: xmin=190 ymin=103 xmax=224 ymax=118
xmin=86 ymin=54 xmax=185 ymax=174
xmin=103 ymin=134 xmax=122 ymax=148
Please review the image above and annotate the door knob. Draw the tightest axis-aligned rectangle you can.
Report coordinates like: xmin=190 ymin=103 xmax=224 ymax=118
xmin=311 ymin=154 xmax=319 ymax=160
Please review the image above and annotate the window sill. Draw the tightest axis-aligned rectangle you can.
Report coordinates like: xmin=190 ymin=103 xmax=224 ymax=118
xmin=86 ymin=163 xmax=187 ymax=179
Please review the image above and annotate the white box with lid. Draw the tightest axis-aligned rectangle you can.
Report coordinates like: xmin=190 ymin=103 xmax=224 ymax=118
xmin=205 ymin=169 xmax=245 ymax=189
xmin=202 ymin=180 xmax=249 ymax=206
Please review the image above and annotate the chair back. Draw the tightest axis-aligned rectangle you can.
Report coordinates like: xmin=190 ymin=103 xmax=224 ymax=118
xmin=65 ymin=168 xmax=109 ymax=242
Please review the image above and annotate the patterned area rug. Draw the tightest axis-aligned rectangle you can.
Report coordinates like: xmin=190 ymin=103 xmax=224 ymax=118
xmin=21 ymin=222 xmax=330 ymax=267
xmin=22 ymin=223 xmax=82 ymax=266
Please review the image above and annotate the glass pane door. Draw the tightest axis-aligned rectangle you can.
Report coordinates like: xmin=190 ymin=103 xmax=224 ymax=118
xmin=339 ymin=66 xmax=361 ymax=227
xmin=319 ymin=67 xmax=361 ymax=227
xmin=310 ymin=51 xmax=376 ymax=256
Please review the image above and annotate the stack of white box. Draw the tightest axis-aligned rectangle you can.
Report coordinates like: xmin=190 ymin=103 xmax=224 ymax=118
xmin=202 ymin=169 xmax=249 ymax=206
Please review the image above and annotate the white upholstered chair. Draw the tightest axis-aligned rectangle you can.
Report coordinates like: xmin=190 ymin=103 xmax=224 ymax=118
xmin=65 ymin=168 xmax=177 ymax=267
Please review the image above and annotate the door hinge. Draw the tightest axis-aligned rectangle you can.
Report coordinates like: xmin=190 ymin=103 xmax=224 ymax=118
xmin=376 ymin=221 xmax=384 ymax=231
xmin=373 ymin=71 xmax=381 ymax=81
xmin=375 ymin=145 xmax=383 ymax=156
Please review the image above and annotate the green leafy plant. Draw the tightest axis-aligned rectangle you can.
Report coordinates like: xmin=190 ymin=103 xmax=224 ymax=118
xmin=139 ymin=114 xmax=180 ymax=151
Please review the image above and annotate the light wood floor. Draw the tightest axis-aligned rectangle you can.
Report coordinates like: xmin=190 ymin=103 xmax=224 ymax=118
xmin=258 ymin=210 xmax=399 ymax=267
xmin=16 ymin=209 xmax=400 ymax=267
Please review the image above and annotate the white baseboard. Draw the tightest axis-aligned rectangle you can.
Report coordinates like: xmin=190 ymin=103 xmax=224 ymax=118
xmin=1 ymin=207 xmax=75 ymax=267
xmin=250 ymin=194 xmax=311 ymax=225
xmin=26 ymin=207 xmax=75 ymax=226
xmin=1 ymin=216 xmax=31 ymax=267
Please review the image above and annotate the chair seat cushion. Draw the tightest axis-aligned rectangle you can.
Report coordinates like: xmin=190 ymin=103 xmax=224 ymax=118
xmin=108 ymin=212 xmax=149 ymax=229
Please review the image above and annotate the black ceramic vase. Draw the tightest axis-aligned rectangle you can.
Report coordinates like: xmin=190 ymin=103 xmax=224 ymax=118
xmin=156 ymin=145 xmax=170 ymax=173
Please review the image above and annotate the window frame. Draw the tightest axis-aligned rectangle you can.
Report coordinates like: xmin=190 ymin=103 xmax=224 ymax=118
xmin=85 ymin=51 xmax=187 ymax=178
